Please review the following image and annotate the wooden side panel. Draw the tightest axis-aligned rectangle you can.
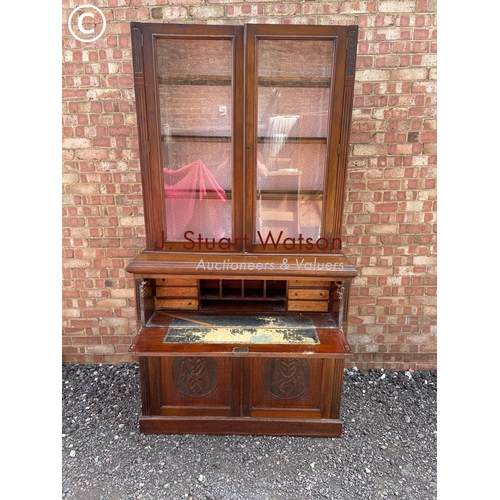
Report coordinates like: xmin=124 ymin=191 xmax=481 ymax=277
xmin=139 ymin=356 xmax=153 ymax=416
xmin=331 ymin=27 xmax=358 ymax=240
xmin=138 ymin=278 xmax=154 ymax=326
xmin=330 ymin=357 xmax=345 ymax=419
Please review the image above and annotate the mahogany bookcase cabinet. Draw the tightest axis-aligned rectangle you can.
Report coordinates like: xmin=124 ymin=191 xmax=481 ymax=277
xmin=127 ymin=22 xmax=358 ymax=436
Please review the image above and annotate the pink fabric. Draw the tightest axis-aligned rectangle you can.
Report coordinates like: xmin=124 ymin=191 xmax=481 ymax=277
xmin=164 ymin=160 xmax=226 ymax=239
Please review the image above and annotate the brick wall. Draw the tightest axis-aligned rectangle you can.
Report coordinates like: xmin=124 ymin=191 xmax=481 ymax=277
xmin=62 ymin=0 xmax=437 ymax=370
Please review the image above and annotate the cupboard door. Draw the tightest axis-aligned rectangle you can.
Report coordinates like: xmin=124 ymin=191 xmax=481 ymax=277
xmin=243 ymin=357 xmax=334 ymax=419
xmin=145 ymin=356 xmax=240 ymax=417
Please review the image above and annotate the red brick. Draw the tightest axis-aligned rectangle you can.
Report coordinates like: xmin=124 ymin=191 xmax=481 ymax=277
xmin=414 ymin=28 xmax=430 ymax=39
xmin=62 ymin=4 xmax=438 ymax=370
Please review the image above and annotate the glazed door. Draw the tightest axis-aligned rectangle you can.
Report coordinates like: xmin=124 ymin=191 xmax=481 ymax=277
xmin=133 ymin=23 xmax=355 ymax=253
xmin=245 ymin=25 xmax=350 ymax=252
xmin=139 ymin=24 xmax=244 ymax=251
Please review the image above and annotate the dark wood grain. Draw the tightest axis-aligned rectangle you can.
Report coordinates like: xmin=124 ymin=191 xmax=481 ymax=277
xmin=126 ymin=252 xmax=358 ymax=278
xmin=139 ymin=416 xmax=344 ymax=436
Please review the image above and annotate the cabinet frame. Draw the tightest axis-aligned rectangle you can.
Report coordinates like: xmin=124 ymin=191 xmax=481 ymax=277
xmin=128 ymin=22 xmax=359 ymax=437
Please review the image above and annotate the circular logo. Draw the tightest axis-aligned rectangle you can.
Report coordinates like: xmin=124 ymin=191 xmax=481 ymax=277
xmin=67 ymin=5 xmax=106 ymax=43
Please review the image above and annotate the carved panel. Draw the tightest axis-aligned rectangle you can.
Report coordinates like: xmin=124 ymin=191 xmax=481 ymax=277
xmin=131 ymin=26 xmax=142 ymax=73
xmin=172 ymin=357 xmax=217 ymax=397
xmin=347 ymin=29 xmax=357 ymax=77
xmin=265 ymin=358 xmax=310 ymax=399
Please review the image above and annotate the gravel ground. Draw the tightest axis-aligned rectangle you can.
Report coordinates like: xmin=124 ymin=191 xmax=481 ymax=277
xmin=62 ymin=364 xmax=437 ymax=500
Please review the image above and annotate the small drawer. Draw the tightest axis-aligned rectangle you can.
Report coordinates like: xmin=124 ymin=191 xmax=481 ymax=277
xmin=287 ymin=289 xmax=329 ymax=300
xmin=288 ymin=300 xmax=329 ymax=312
xmin=288 ymin=279 xmax=330 ymax=288
xmin=156 ymin=298 xmax=199 ymax=310
xmin=155 ymin=277 xmax=198 ymax=286
xmin=156 ymin=286 xmax=199 ymax=298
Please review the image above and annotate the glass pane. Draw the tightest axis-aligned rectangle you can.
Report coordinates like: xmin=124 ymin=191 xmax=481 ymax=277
xmin=256 ymin=39 xmax=333 ymax=243
xmin=157 ymin=39 xmax=232 ymax=241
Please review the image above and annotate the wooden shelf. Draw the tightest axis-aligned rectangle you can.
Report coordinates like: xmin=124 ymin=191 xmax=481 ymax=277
xmin=259 ymin=76 xmax=330 ymax=88
xmin=199 ymin=278 xmax=287 ymax=301
xmin=162 ymin=134 xmax=231 ymax=142
xmin=258 ymin=190 xmax=323 ymax=200
xmin=160 ymin=189 xmax=232 ymax=200
xmin=258 ymin=136 xmax=327 ymax=144
xmin=158 ymin=75 xmax=330 ymax=88
xmin=161 ymin=135 xmax=326 ymax=144
xmin=158 ymin=75 xmax=231 ymax=86
xmin=200 ymin=295 xmax=286 ymax=301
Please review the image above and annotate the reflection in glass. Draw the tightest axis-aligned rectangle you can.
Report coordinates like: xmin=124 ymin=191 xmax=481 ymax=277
xmin=157 ymin=39 xmax=233 ymax=241
xmin=256 ymin=39 xmax=334 ymax=242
